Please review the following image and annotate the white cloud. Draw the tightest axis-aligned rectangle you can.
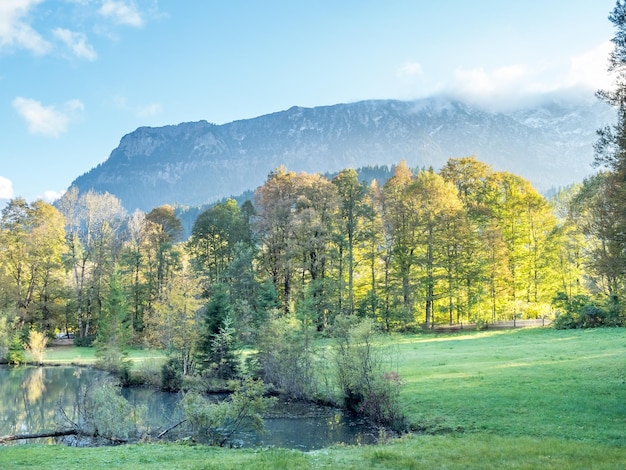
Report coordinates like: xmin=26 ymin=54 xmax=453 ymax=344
xmin=397 ymin=61 xmax=424 ymax=80
xmin=41 ymin=190 xmax=64 ymax=203
xmin=99 ymin=1 xmax=144 ymax=27
xmin=53 ymin=27 xmax=97 ymax=61
xmin=447 ymin=42 xmax=615 ymax=109
xmin=564 ymin=41 xmax=614 ymax=91
xmin=454 ymin=64 xmax=529 ymax=96
xmin=0 ymin=176 xmax=14 ymax=199
xmin=0 ymin=0 xmax=51 ymax=54
xmin=12 ymin=97 xmax=84 ymax=137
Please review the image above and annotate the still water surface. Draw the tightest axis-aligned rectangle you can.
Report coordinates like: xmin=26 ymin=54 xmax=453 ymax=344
xmin=0 ymin=366 xmax=376 ymax=450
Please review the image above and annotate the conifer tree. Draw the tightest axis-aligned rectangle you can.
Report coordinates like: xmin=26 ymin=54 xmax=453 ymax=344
xmin=593 ymin=0 xmax=626 ymax=300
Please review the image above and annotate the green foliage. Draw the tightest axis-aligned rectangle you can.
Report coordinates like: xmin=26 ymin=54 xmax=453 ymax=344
xmin=130 ymin=357 xmax=166 ymax=387
xmin=68 ymin=377 xmax=140 ymax=440
xmin=251 ymin=314 xmax=319 ymax=400
xmin=6 ymin=332 xmax=25 ymax=365
xmin=182 ymin=378 xmax=276 ymax=446
xmin=0 ymin=155 xmax=614 ymax=345
xmin=188 ymin=199 xmax=252 ymax=291
xmin=73 ymin=335 xmax=96 ymax=347
xmin=161 ymin=357 xmax=183 ymax=391
xmin=95 ymin=273 xmax=132 ymax=383
xmin=196 ymin=283 xmax=239 ymax=380
xmin=95 ymin=348 xmax=131 ymax=385
xmin=552 ymin=292 xmax=624 ymax=329
xmin=0 ymin=311 xmax=15 ymax=360
xmin=331 ymin=316 xmax=405 ymax=429
xmin=208 ymin=316 xmax=239 ymax=380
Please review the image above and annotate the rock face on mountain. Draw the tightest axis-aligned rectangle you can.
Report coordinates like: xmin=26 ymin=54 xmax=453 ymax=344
xmin=70 ymin=96 xmax=614 ymax=212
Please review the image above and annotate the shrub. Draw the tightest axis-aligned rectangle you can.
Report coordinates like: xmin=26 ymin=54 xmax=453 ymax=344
xmin=7 ymin=333 xmax=25 ymax=365
xmin=579 ymin=304 xmax=605 ymax=328
xmin=332 ymin=316 xmax=406 ymax=429
xmin=58 ymin=377 xmax=140 ymax=441
xmin=95 ymin=348 xmax=131 ymax=385
xmin=24 ymin=329 xmax=48 ymax=365
xmin=552 ymin=293 xmax=625 ymax=329
xmin=251 ymin=314 xmax=318 ymax=400
xmin=358 ymin=371 xmax=406 ymax=431
xmin=132 ymin=357 xmax=166 ymax=387
xmin=553 ymin=311 xmax=578 ymax=330
xmin=74 ymin=335 xmax=96 ymax=347
xmin=181 ymin=378 xmax=276 ymax=446
xmin=161 ymin=357 xmax=183 ymax=392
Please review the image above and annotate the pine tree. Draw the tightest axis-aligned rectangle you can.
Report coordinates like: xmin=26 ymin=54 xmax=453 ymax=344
xmin=593 ymin=0 xmax=626 ymax=300
xmin=196 ymin=283 xmax=238 ymax=379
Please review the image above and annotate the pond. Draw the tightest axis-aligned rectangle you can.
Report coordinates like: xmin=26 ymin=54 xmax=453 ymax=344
xmin=0 ymin=366 xmax=378 ymax=450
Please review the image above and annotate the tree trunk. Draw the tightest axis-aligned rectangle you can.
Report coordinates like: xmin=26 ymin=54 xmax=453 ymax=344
xmin=0 ymin=429 xmax=78 ymax=443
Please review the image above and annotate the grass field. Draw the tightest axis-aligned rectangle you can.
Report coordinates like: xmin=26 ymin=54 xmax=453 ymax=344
xmin=39 ymin=343 xmax=166 ymax=366
xmin=3 ymin=327 xmax=626 ymax=469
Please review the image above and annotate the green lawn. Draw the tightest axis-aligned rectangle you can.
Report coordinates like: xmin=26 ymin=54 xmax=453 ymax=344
xmin=394 ymin=328 xmax=626 ymax=445
xmin=4 ymin=327 xmax=626 ymax=469
xmin=35 ymin=344 xmax=166 ymax=367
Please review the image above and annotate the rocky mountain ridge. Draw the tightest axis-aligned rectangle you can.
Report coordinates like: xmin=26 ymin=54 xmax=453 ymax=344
xmin=71 ymin=96 xmax=614 ymax=212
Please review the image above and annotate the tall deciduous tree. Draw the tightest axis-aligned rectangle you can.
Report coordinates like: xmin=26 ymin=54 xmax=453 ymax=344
xmin=188 ymin=199 xmax=251 ymax=294
xmin=144 ymin=205 xmax=183 ymax=298
xmin=407 ymin=170 xmax=465 ymax=326
xmin=145 ymin=252 xmax=202 ymax=375
xmin=119 ymin=210 xmax=148 ymax=334
xmin=0 ymin=198 xmax=65 ymax=331
xmin=569 ymin=173 xmax=625 ymax=297
xmin=255 ymin=168 xmax=297 ymax=314
xmin=57 ymin=188 xmax=126 ymax=339
xmin=441 ymin=157 xmax=494 ymax=323
xmin=380 ymin=161 xmax=415 ymax=321
xmin=290 ymin=173 xmax=338 ymax=329
xmin=332 ymin=169 xmax=368 ymax=316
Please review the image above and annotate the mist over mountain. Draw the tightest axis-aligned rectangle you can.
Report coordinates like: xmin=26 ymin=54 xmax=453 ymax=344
xmin=70 ymin=95 xmax=614 ymax=212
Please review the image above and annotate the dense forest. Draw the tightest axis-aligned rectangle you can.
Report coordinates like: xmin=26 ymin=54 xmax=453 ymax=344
xmin=0 ymin=156 xmax=622 ymax=358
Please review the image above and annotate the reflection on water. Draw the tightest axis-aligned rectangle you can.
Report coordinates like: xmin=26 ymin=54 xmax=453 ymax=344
xmin=0 ymin=366 xmax=377 ymax=450
xmin=0 ymin=366 xmax=107 ymax=441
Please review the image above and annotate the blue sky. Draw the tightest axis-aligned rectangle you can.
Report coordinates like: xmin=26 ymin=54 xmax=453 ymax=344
xmin=0 ymin=0 xmax=618 ymax=204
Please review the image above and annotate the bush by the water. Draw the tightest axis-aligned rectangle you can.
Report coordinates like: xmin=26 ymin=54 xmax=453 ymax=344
xmin=181 ymin=378 xmax=276 ymax=446
xmin=332 ymin=316 xmax=405 ymax=430
xmin=6 ymin=333 xmax=25 ymax=365
xmin=161 ymin=357 xmax=183 ymax=391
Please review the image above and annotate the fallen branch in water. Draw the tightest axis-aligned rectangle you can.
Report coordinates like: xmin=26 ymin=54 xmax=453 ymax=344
xmin=0 ymin=429 xmax=78 ymax=443
xmin=156 ymin=419 xmax=187 ymax=439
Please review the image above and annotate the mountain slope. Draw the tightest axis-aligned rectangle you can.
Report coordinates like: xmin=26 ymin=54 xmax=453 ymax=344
xmin=71 ymin=96 xmax=614 ymax=212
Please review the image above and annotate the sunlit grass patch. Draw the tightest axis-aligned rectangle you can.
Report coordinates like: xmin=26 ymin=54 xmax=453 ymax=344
xmin=393 ymin=327 xmax=626 ymax=445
